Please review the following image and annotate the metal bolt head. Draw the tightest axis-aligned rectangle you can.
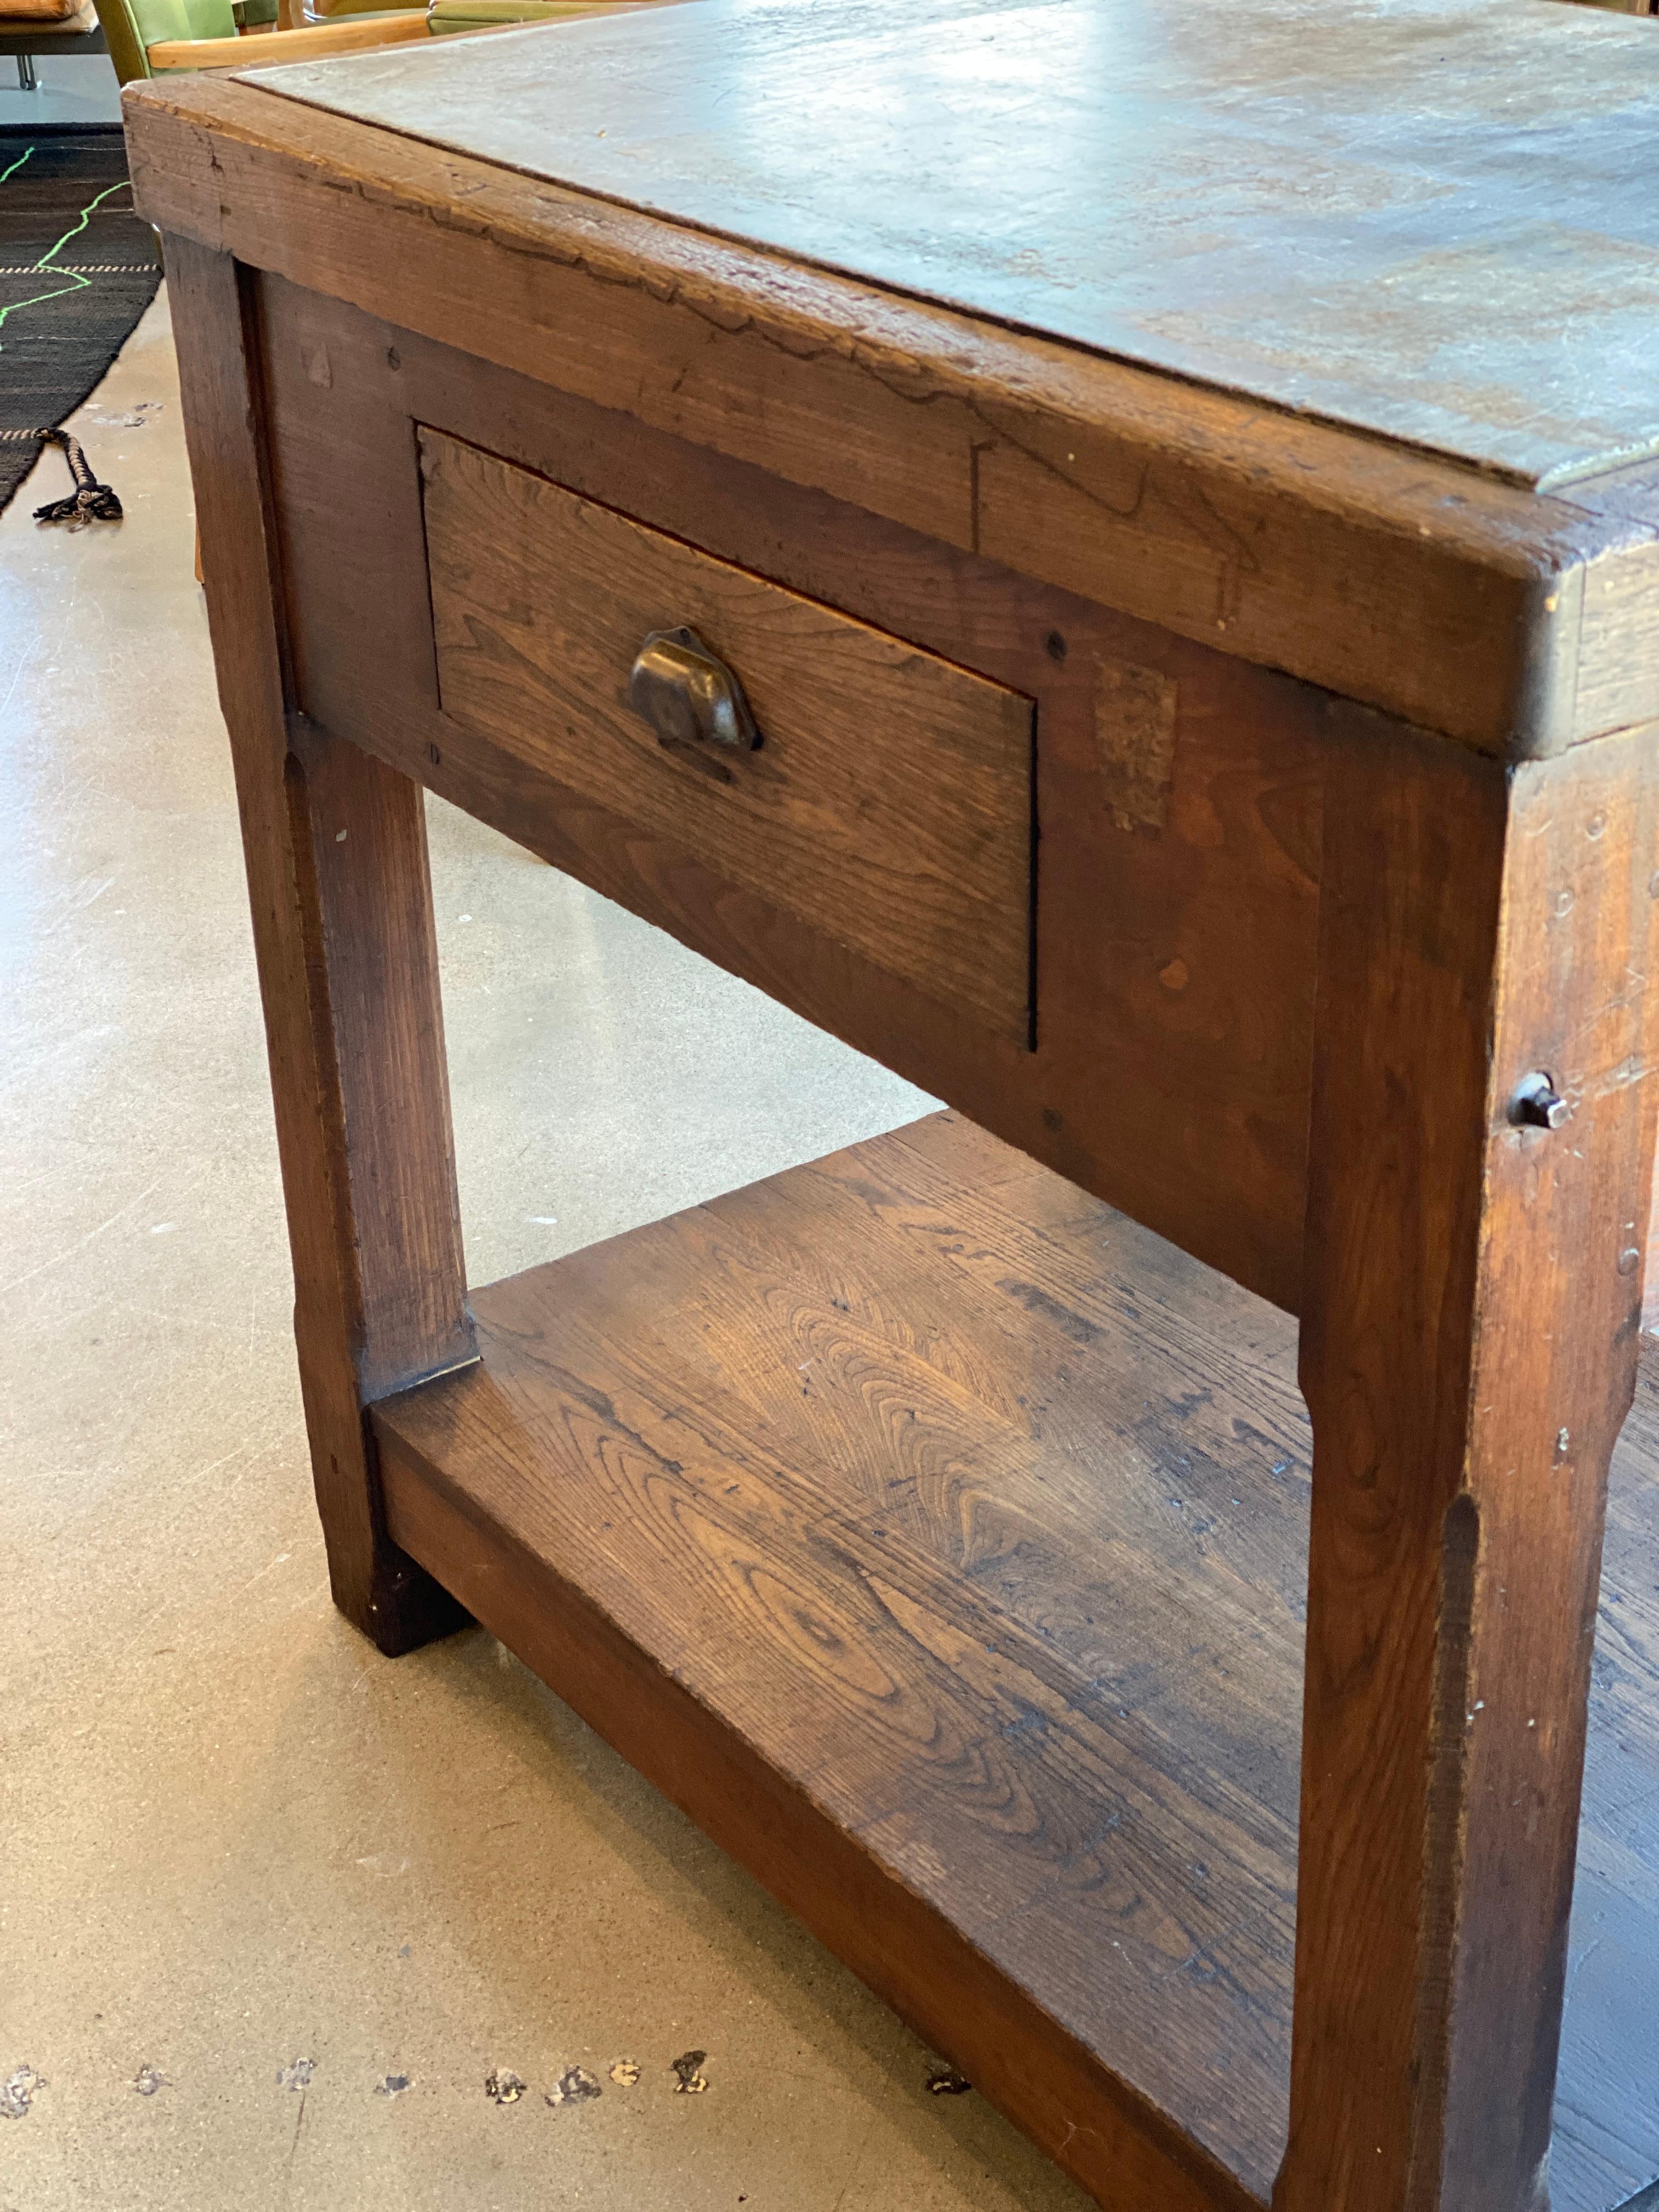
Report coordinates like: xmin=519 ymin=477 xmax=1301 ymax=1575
xmin=1510 ymin=1071 xmax=1570 ymax=1131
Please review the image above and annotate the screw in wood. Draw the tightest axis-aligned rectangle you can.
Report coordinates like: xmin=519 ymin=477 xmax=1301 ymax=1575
xmin=1509 ymin=1071 xmax=1571 ymax=1131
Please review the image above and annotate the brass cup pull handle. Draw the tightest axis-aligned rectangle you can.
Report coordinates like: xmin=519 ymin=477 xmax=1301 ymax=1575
xmin=628 ymin=625 xmax=760 ymax=752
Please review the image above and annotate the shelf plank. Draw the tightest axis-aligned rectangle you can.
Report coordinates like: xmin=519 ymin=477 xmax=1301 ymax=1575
xmin=371 ymin=1111 xmax=1659 ymax=2212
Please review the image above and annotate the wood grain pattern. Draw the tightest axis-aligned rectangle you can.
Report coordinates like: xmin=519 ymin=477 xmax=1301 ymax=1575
xmin=379 ymin=1426 xmax=1248 ymax=2212
xmin=123 ymin=72 xmax=1659 ymax=756
xmin=371 ymin=1111 xmax=1659 ymax=2212
xmin=256 ymin=274 xmax=1324 ymax=1312
xmin=1281 ymin=723 xmax=1659 ymax=2212
xmin=164 ymin=235 xmax=476 ymax=1656
xmin=420 ymin=428 xmax=1035 ymax=1044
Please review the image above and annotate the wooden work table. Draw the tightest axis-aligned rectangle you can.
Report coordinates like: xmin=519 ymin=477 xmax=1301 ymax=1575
xmin=125 ymin=4 xmax=1659 ymax=2205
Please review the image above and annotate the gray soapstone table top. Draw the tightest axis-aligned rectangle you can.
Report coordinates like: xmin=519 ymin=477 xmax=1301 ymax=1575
xmin=244 ymin=0 xmax=1659 ymax=490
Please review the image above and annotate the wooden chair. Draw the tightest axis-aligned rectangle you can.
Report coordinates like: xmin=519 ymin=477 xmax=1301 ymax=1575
xmin=89 ymin=0 xmax=427 ymax=85
xmin=294 ymin=0 xmax=679 ymax=42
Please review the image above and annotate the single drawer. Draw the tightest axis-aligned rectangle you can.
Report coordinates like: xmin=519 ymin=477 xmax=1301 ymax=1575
xmin=419 ymin=429 xmax=1035 ymax=1044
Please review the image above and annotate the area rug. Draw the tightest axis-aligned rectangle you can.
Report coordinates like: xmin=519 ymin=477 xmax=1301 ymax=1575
xmin=0 ymin=122 xmax=161 ymax=517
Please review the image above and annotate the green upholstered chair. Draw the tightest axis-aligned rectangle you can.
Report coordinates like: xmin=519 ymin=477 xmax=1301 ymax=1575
xmin=297 ymin=0 xmax=681 ymax=42
xmin=421 ymin=1 xmax=648 ymax=36
xmin=92 ymin=0 xmax=428 ymax=86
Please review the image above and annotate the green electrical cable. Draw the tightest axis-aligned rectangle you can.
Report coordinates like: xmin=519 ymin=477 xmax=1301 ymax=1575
xmin=38 ymin=177 xmax=133 ymax=269
xmin=0 ymin=178 xmax=136 ymax=339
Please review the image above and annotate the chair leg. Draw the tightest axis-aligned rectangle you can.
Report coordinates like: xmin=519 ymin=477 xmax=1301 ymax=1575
xmin=17 ymin=54 xmax=39 ymax=89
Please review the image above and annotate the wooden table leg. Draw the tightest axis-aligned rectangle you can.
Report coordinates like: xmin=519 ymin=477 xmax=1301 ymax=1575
xmin=167 ymin=235 xmax=476 ymax=1655
xmin=1277 ymin=719 xmax=1659 ymax=2212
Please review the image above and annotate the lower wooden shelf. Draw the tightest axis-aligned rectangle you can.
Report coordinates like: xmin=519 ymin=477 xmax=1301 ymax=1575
xmin=370 ymin=1111 xmax=1659 ymax=2212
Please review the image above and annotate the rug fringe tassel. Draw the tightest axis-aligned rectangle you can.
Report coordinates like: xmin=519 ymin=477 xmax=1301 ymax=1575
xmin=0 ymin=426 xmax=123 ymax=525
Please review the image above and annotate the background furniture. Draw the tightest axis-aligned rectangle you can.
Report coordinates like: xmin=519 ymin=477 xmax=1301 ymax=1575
xmin=0 ymin=0 xmax=681 ymax=72
xmin=126 ymin=2 xmax=1659 ymax=2207
xmin=293 ymin=0 xmax=685 ymax=42
xmin=88 ymin=0 xmax=425 ymax=86
xmin=0 ymin=9 xmax=104 ymax=94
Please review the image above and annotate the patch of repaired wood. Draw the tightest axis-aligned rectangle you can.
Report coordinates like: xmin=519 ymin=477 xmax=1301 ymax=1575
xmin=1093 ymin=657 xmax=1177 ymax=832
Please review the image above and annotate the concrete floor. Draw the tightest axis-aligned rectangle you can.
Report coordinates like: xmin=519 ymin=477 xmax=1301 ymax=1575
xmin=0 ymin=296 xmax=1094 ymax=2211
xmin=0 ymin=55 xmax=121 ymax=130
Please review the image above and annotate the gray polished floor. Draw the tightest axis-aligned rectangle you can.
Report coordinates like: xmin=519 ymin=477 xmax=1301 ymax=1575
xmin=0 ymin=293 xmax=1091 ymax=2212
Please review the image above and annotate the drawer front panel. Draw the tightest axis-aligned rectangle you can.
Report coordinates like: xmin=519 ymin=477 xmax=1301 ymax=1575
xmin=419 ymin=428 xmax=1035 ymax=1045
